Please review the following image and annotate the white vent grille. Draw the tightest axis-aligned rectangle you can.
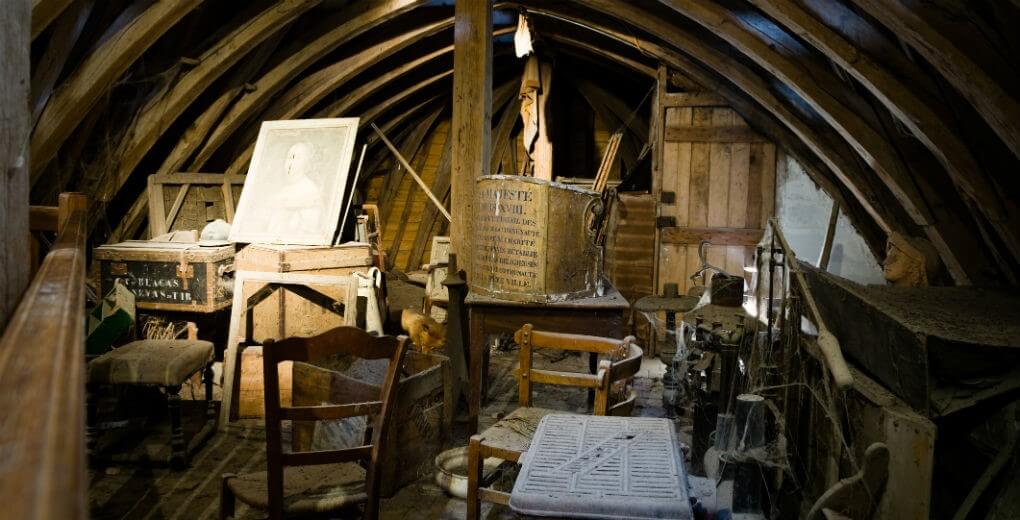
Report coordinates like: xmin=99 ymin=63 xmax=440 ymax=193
xmin=510 ymin=415 xmax=693 ymax=519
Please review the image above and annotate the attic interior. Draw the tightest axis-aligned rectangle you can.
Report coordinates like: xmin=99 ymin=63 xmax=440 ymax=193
xmin=3 ymin=0 xmax=1020 ymax=518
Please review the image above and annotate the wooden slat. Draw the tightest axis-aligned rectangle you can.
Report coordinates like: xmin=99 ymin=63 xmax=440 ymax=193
xmin=478 ymin=488 xmax=511 ymax=505
xmin=281 ymin=446 xmax=373 ymax=467
xmin=664 ymin=125 xmax=767 ymax=143
xmin=29 ymin=205 xmax=59 ymax=232
xmin=280 ymin=402 xmax=382 ymax=422
xmin=0 ymin=193 xmax=87 ymax=520
xmin=660 ymin=227 xmax=765 ymax=246
xmin=529 ymin=369 xmax=600 ymax=389
xmin=661 ymin=91 xmax=728 ymax=107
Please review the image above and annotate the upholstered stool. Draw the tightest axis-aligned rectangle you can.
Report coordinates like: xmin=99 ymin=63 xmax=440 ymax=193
xmin=87 ymin=339 xmax=215 ymax=469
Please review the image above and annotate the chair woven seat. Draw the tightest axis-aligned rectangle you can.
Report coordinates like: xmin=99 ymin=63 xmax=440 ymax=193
xmin=225 ymin=463 xmax=367 ymax=515
xmin=479 ymin=407 xmax=560 ymax=455
xmin=88 ymin=339 xmax=214 ymax=386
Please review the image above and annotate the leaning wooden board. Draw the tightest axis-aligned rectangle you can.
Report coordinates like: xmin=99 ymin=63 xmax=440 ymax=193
xmin=93 ymin=241 xmax=235 ymax=313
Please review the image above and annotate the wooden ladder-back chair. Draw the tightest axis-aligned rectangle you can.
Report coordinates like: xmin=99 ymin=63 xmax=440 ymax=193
xmin=220 ymin=327 xmax=410 ymax=520
xmin=466 ymin=324 xmax=643 ymax=519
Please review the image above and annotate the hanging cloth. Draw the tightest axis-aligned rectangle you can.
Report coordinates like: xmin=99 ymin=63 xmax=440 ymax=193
xmin=519 ymin=55 xmax=542 ymax=157
xmin=514 ymin=13 xmax=534 ymax=57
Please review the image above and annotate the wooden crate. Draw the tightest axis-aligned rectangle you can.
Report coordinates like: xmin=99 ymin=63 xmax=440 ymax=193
xmin=236 ymin=243 xmax=374 ymax=342
xmin=147 ymin=173 xmax=245 ymax=237
xmin=290 ymin=350 xmax=452 ymax=497
xmin=473 ymin=175 xmax=603 ymax=302
xmin=94 ymin=241 xmax=235 ymax=313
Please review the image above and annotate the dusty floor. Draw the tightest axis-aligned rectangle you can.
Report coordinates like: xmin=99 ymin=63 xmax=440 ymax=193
xmin=90 ymin=278 xmax=687 ymax=518
xmin=88 ymin=348 xmax=679 ymax=519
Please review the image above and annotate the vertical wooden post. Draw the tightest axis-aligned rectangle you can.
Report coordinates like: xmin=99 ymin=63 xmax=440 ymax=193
xmin=450 ymin=0 xmax=493 ymax=278
xmin=1 ymin=0 xmax=30 ymax=329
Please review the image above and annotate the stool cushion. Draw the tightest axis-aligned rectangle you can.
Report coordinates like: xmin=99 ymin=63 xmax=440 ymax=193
xmin=88 ymin=339 xmax=214 ymax=386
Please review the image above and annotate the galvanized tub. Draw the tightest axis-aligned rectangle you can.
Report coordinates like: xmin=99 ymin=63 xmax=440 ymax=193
xmin=473 ymin=175 xmax=603 ymax=302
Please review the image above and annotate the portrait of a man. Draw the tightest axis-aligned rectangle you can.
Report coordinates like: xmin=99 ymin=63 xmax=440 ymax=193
xmin=229 ymin=118 xmax=359 ymax=245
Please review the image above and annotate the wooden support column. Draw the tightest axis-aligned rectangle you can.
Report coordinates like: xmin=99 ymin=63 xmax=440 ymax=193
xmin=450 ymin=0 xmax=492 ymax=278
xmin=1 ymin=0 xmax=30 ymax=328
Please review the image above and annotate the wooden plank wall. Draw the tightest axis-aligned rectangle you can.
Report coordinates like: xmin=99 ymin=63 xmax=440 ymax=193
xmin=656 ymin=93 xmax=776 ymax=294
xmin=605 ymin=192 xmax=656 ymax=301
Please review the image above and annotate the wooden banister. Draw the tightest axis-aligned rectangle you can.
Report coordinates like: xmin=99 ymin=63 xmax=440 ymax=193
xmin=0 ymin=193 xmax=88 ymax=520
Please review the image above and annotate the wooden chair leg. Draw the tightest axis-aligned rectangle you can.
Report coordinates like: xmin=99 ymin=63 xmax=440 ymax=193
xmin=86 ymin=383 xmax=100 ymax=465
xmin=219 ymin=474 xmax=236 ymax=520
xmin=167 ymin=385 xmax=185 ymax=469
xmin=467 ymin=435 xmax=484 ymax=520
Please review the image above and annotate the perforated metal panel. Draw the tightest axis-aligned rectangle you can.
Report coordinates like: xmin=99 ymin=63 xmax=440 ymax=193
xmin=510 ymin=415 xmax=693 ymax=519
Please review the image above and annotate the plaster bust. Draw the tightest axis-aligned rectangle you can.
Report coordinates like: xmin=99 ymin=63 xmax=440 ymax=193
xmin=883 ymin=232 xmax=939 ymax=287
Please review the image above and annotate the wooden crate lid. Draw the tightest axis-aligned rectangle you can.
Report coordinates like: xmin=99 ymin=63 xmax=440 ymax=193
xmin=236 ymin=242 xmax=374 ymax=272
xmin=94 ymin=240 xmax=235 ymax=261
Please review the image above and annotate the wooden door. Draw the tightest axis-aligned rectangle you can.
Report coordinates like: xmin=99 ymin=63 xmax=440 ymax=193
xmin=654 ymin=88 xmax=776 ymax=295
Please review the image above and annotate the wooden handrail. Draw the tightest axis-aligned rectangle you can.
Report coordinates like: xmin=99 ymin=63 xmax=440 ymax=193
xmin=0 ymin=193 xmax=88 ymax=520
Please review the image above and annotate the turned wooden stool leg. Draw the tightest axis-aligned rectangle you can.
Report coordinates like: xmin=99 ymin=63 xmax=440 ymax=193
xmin=86 ymin=383 xmax=100 ymax=465
xmin=204 ymin=362 xmax=215 ymax=421
xmin=167 ymin=385 xmax=185 ymax=469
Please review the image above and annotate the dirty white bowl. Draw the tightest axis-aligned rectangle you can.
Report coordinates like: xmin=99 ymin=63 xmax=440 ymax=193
xmin=434 ymin=446 xmax=503 ymax=498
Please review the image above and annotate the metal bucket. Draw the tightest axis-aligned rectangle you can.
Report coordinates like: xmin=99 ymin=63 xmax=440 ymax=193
xmin=473 ymin=175 xmax=603 ymax=302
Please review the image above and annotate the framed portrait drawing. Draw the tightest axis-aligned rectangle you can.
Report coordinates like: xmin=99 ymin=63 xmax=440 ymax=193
xmin=229 ymin=118 xmax=359 ymax=245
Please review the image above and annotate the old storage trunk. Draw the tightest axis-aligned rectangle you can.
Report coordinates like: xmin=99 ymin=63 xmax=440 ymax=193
xmin=473 ymin=175 xmax=603 ymax=302
xmin=94 ymin=241 xmax=235 ymax=312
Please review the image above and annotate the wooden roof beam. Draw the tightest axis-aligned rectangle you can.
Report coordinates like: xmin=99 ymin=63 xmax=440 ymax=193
xmin=30 ymin=0 xmax=73 ymax=40
xmin=749 ymin=0 xmax=1020 ymax=262
xmin=30 ymin=0 xmax=202 ymax=181
xmin=187 ymin=0 xmax=429 ymax=172
xmin=94 ymin=0 xmax=319 ymax=210
xmin=849 ymin=0 xmax=1020 ymax=161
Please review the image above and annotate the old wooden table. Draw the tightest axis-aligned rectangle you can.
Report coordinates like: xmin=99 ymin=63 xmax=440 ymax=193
xmin=465 ymin=282 xmax=629 ymax=432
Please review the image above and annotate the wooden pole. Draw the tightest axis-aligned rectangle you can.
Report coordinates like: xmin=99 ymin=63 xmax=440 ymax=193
xmin=450 ymin=0 xmax=492 ymax=278
xmin=1 ymin=0 xmax=30 ymax=329
xmin=371 ymin=123 xmax=452 ymax=222
xmin=817 ymin=200 xmax=840 ymax=270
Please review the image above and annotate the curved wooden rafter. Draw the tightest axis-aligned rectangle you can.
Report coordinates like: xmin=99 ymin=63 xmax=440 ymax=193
xmin=30 ymin=0 xmax=74 ymax=40
xmin=653 ymin=0 xmax=933 ymax=224
xmin=30 ymin=0 xmax=203 ymax=181
xmin=95 ymin=0 xmax=319 ymax=207
xmin=186 ymin=0 xmax=429 ymax=172
xmin=223 ymin=24 xmax=515 ymax=176
xmin=107 ymin=93 xmax=449 ymax=244
xmin=155 ymin=32 xmax=288 ymax=177
xmin=748 ymin=0 xmax=1020 ymax=262
xmin=226 ymin=69 xmax=454 ymax=176
xmin=567 ymin=0 xmax=979 ymax=283
xmin=849 ymin=0 xmax=1020 ymax=161
xmin=26 ymin=0 xmax=1019 ymax=284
